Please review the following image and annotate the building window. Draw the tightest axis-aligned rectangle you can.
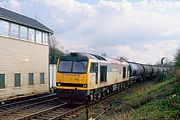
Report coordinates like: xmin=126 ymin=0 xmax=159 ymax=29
xmin=43 ymin=32 xmax=48 ymax=45
xmin=0 ymin=20 xmax=9 ymax=36
xmin=28 ymin=73 xmax=34 ymax=85
xmin=28 ymin=28 xmax=35 ymax=42
xmin=20 ymin=26 xmax=28 ymax=40
xmin=36 ymin=30 xmax=42 ymax=43
xmin=10 ymin=23 xmax=19 ymax=38
xmin=0 ymin=74 xmax=5 ymax=89
xmin=40 ymin=73 xmax=45 ymax=84
xmin=15 ymin=73 xmax=21 ymax=87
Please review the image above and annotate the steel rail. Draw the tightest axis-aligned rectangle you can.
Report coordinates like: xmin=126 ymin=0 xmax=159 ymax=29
xmin=0 ymin=97 xmax=58 ymax=116
xmin=16 ymin=103 xmax=67 ymax=120
xmin=50 ymin=105 xmax=85 ymax=120
xmin=0 ymin=93 xmax=56 ymax=109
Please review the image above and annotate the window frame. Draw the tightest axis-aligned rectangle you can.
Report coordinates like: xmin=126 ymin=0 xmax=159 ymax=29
xmin=14 ymin=73 xmax=21 ymax=87
xmin=36 ymin=30 xmax=42 ymax=44
xmin=0 ymin=20 xmax=10 ymax=37
xmin=72 ymin=61 xmax=88 ymax=73
xmin=28 ymin=73 xmax=34 ymax=86
xmin=0 ymin=73 xmax=5 ymax=89
xmin=10 ymin=23 xmax=19 ymax=38
xmin=90 ymin=62 xmax=98 ymax=73
xmin=42 ymin=32 xmax=49 ymax=45
xmin=40 ymin=73 xmax=45 ymax=84
xmin=28 ymin=28 xmax=35 ymax=42
xmin=58 ymin=60 xmax=88 ymax=74
xmin=100 ymin=65 xmax=107 ymax=82
xmin=123 ymin=67 xmax=126 ymax=78
xmin=20 ymin=25 xmax=28 ymax=40
xmin=0 ymin=20 xmax=49 ymax=45
xmin=90 ymin=62 xmax=98 ymax=84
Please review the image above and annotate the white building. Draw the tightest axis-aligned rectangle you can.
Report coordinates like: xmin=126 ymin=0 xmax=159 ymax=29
xmin=0 ymin=7 xmax=53 ymax=101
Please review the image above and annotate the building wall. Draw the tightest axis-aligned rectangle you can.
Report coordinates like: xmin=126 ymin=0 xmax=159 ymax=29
xmin=0 ymin=36 xmax=49 ymax=100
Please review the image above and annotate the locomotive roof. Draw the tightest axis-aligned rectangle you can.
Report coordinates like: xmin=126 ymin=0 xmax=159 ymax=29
xmin=62 ymin=52 xmax=129 ymax=65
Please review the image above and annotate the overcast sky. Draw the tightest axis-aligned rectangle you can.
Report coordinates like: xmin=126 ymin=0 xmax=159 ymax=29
xmin=0 ymin=0 xmax=180 ymax=64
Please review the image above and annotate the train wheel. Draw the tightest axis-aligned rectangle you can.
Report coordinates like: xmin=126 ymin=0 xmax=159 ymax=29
xmin=124 ymin=82 xmax=127 ymax=89
xmin=102 ymin=91 xmax=106 ymax=96
xmin=97 ymin=92 xmax=101 ymax=99
xmin=127 ymin=81 xmax=130 ymax=88
xmin=107 ymin=89 xmax=110 ymax=94
xmin=123 ymin=82 xmax=126 ymax=89
xmin=90 ymin=94 xmax=94 ymax=101
xmin=117 ymin=84 xmax=120 ymax=91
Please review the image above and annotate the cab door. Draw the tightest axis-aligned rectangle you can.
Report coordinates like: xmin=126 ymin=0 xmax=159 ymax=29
xmin=90 ymin=62 xmax=98 ymax=87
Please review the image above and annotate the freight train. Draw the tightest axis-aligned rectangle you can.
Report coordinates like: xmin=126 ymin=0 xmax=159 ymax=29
xmin=56 ymin=52 xmax=168 ymax=102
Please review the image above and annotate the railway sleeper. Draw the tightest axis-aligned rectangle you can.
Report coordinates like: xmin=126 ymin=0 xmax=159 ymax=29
xmin=41 ymin=114 xmax=56 ymax=117
xmin=36 ymin=116 xmax=50 ymax=120
xmin=61 ymin=118 xmax=69 ymax=120
xmin=49 ymin=112 xmax=59 ymax=115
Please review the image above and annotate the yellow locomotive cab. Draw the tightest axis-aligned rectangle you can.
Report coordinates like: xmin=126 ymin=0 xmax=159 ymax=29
xmin=56 ymin=53 xmax=90 ymax=91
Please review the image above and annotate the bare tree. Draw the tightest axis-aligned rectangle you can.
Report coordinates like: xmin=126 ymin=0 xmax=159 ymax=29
xmin=117 ymin=56 xmax=128 ymax=61
xmin=49 ymin=36 xmax=64 ymax=64
xmin=175 ymin=48 xmax=180 ymax=68
xmin=101 ymin=52 xmax=107 ymax=57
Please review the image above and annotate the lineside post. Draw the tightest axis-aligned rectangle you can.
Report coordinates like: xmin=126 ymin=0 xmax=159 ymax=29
xmin=86 ymin=97 xmax=89 ymax=120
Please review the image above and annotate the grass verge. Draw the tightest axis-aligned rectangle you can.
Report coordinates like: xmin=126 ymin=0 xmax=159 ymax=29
xmin=70 ymin=75 xmax=180 ymax=120
xmin=131 ymin=76 xmax=180 ymax=120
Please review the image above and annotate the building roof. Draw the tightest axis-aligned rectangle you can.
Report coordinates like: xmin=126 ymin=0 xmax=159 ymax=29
xmin=0 ymin=7 xmax=53 ymax=34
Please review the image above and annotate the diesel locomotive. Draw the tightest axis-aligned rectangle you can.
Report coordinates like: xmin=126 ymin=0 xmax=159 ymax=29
xmin=56 ymin=52 xmax=168 ymax=102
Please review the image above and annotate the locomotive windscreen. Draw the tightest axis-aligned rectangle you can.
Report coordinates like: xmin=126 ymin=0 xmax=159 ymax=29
xmin=58 ymin=60 xmax=88 ymax=73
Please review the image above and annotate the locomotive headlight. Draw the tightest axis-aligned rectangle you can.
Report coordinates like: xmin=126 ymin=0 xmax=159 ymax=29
xmin=83 ymin=84 xmax=87 ymax=88
xmin=58 ymin=83 xmax=61 ymax=86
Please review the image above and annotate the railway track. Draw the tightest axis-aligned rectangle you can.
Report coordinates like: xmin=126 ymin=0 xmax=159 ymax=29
xmin=16 ymin=103 xmax=81 ymax=120
xmin=0 ymin=93 xmax=54 ymax=106
xmin=0 ymin=94 xmax=58 ymax=119
xmin=16 ymin=84 xmax=132 ymax=120
xmin=0 ymin=93 xmax=56 ymax=109
xmin=0 ymin=89 xmax=127 ymax=120
xmin=0 ymin=79 xmax=156 ymax=120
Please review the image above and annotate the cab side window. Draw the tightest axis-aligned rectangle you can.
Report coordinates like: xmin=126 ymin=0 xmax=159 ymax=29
xmin=90 ymin=63 xmax=98 ymax=73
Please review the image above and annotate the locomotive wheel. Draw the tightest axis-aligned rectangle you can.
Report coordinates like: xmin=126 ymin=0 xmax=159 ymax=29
xmin=118 ymin=84 xmax=120 ymax=91
xmin=102 ymin=91 xmax=106 ymax=96
xmin=123 ymin=82 xmax=126 ymax=89
xmin=90 ymin=94 xmax=94 ymax=101
xmin=97 ymin=92 xmax=101 ymax=99
xmin=107 ymin=89 xmax=110 ymax=94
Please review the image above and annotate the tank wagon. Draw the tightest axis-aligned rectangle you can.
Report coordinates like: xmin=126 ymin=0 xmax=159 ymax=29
xmin=56 ymin=52 xmax=167 ymax=102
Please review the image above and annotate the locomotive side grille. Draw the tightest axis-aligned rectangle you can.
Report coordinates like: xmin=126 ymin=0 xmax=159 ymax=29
xmin=56 ymin=82 xmax=87 ymax=88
